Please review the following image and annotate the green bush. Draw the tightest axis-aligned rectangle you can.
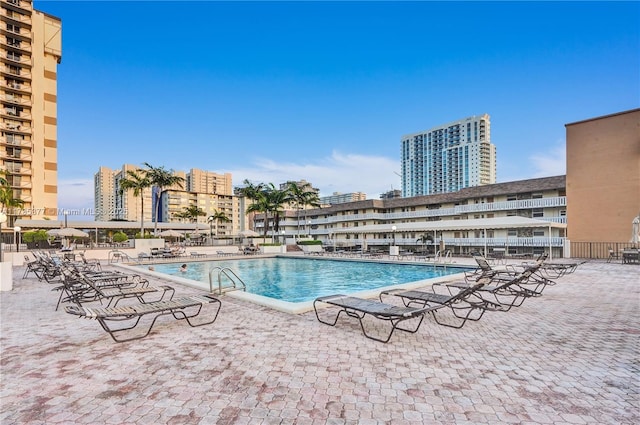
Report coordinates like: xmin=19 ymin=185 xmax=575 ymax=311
xmin=260 ymin=243 xmax=282 ymax=246
xmin=22 ymin=230 xmax=49 ymax=243
xmin=298 ymin=240 xmax=322 ymax=246
xmin=112 ymin=231 xmax=128 ymax=243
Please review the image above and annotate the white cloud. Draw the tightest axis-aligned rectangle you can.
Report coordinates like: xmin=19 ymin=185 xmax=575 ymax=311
xmin=227 ymin=151 xmax=401 ymax=198
xmin=56 ymin=151 xmax=401 ymax=220
xmin=529 ymin=140 xmax=566 ymax=178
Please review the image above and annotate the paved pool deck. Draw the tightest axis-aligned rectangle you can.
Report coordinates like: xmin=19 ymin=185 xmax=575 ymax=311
xmin=1 ymin=258 xmax=638 ymax=424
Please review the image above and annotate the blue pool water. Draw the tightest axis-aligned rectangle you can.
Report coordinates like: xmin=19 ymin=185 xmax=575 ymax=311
xmin=143 ymin=257 xmax=469 ymax=303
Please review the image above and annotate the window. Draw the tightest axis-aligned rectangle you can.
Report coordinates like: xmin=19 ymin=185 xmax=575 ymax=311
xmin=533 ymin=230 xmax=545 ymax=237
xmin=507 ymin=229 xmax=517 ymax=237
xmin=532 ymin=208 xmax=544 ymax=218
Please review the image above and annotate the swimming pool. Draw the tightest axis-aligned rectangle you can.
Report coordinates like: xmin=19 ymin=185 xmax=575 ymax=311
xmin=138 ymin=257 xmax=470 ymax=304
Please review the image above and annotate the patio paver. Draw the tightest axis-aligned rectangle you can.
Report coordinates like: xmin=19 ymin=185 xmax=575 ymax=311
xmin=1 ymin=259 xmax=638 ymax=424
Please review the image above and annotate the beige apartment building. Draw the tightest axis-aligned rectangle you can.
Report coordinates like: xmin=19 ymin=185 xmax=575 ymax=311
xmin=566 ymin=108 xmax=640 ymax=245
xmin=95 ymin=165 xmax=242 ymax=238
xmin=255 ymin=175 xmax=568 ymax=257
xmin=0 ymin=0 xmax=61 ymax=225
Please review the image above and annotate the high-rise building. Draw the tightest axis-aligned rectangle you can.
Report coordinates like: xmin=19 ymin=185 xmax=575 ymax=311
xmin=400 ymin=114 xmax=496 ymax=197
xmin=0 ymin=0 xmax=62 ymax=224
xmin=319 ymin=192 xmax=367 ymax=206
xmin=95 ymin=165 xmax=242 ymax=236
xmin=95 ymin=164 xmax=154 ymax=222
xmin=187 ymin=169 xmax=232 ymax=195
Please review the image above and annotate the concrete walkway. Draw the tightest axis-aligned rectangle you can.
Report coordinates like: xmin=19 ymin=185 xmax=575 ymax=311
xmin=1 ymin=259 xmax=638 ymax=424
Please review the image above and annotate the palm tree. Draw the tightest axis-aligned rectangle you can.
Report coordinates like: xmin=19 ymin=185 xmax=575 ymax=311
xmin=0 ymin=185 xmax=24 ymax=227
xmin=288 ymin=182 xmax=321 ymax=238
xmin=119 ymin=169 xmax=151 ymax=236
xmin=265 ymin=186 xmax=289 ymax=241
xmin=142 ymin=163 xmax=185 ymax=235
xmin=236 ymin=179 xmax=265 ymax=233
xmin=416 ymin=233 xmax=434 ymax=253
xmin=245 ymin=189 xmax=271 ymax=239
xmin=181 ymin=205 xmax=206 ymax=223
xmin=207 ymin=210 xmax=230 ymax=240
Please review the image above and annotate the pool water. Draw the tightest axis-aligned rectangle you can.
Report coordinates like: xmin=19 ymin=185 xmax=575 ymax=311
xmin=145 ymin=257 xmax=469 ymax=303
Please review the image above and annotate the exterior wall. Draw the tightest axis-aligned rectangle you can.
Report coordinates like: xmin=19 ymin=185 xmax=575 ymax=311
xmin=0 ymin=0 xmax=61 ymax=222
xmin=566 ymin=109 xmax=640 ymax=243
xmin=401 ymin=114 xmax=496 ymax=197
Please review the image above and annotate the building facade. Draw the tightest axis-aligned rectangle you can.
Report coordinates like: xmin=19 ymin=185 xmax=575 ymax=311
xmin=255 ymin=175 xmax=567 ymax=257
xmin=187 ymin=169 xmax=232 ymax=196
xmin=0 ymin=0 xmax=61 ymax=224
xmin=319 ymin=192 xmax=367 ymax=206
xmin=566 ymin=109 xmax=640 ymax=246
xmin=95 ymin=165 xmax=242 ymax=239
xmin=401 ymin=114 xmax=496 ymax=197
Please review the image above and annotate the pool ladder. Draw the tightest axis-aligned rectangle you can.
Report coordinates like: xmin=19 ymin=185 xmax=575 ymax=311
xmin=208 ymin=266 xmax=247 ymax=295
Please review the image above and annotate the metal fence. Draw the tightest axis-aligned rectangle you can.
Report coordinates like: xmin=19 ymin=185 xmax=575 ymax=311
xmin=569 ymin=242 xmax=637 ymax=260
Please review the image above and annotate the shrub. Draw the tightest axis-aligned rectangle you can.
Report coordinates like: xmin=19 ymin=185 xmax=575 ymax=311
xmin=298 ymin=240 xmax=322 ymax=246
xmin=112 ymin=231 xmax=128 ymax=243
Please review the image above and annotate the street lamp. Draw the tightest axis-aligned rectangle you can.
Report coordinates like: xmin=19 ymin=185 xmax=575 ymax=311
xmin=13 ymin=226 xmax=20 ymax=252
xmin=281 ymin=229 xmax=286 ymax=245
xmin=391 ymin=225 xmax=397 ymax=246
xmin=307 ymin=220 xmax=311 ymax=236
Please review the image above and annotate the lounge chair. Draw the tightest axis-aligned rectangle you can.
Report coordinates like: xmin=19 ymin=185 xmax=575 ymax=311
xmin=57 ymin=267 xmax=174 ymax=310
xmin=65 ymin=294 xmax=222 ymax=342
xmin=313 ymin=294 xmax=442 ymax=343
xmin=379 ymin=281 xmax=490 ymax=328
xmin=23 ymin=254 xmax=46 ymax=279
xmin=435 ymin=267 xmax=545 ymax=311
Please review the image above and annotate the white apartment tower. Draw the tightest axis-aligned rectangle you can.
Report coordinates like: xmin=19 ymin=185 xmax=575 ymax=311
xmin=401 ymin=114 xmax=496 ymax=197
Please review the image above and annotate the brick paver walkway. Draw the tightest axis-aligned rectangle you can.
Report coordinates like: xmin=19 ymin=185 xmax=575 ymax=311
xmin=1 ymin=260 xmax=638 ymax=424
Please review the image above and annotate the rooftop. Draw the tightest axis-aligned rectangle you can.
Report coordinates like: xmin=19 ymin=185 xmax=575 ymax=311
xmin=1 ymin=258 xmax=638 ymax=424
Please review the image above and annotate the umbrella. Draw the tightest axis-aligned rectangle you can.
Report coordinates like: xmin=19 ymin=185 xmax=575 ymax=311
xmin=631 ymin=214 xmax=640 ymax=245
xmin=239 ymin=230 xmax=260 ymax=237
xmin=157 ymin=229 xmax=184 ymax=238
xmin=47 ymin=228 xmax=89 ymax=238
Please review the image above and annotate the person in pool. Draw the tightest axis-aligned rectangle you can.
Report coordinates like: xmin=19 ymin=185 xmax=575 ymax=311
xmin=179 ymin=264 xmax=187 ymax=272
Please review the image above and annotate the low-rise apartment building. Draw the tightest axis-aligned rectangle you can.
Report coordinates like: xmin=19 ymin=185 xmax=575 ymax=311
xmin=254 ymin=175 xmax=567 ymax=257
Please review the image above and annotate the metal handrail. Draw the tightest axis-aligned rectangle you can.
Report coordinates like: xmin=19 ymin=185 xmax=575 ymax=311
xmin=208 ymin=266 xmax=246 ymax=294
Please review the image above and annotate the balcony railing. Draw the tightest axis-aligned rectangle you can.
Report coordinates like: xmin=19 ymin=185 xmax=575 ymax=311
xmin=0 ymin=8 xmax=32 ymax=25
xmin=0 ymin=80 xmax=31 ymax=93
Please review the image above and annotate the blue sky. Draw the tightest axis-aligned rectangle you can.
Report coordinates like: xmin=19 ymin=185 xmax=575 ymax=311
xmin=35 ymin=1 xmax=639 ymax=218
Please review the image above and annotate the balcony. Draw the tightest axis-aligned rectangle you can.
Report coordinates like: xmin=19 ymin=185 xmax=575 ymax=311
xmin=0 ymin=109 xmax=31 ymax=121
xmin=0 ymin=39 xmax=31 ymax=54
xmin=0 ymin=65 xmax=31 ymax=79
xmin=5 ymin=179 xmax=31 ymax=189
xmin=1 ymin=122 xmax=31 ymax=133
xmin=1 ymin=94 xmax=30 ymax=105
xmin=3 ymin=0 xmax=33 ymax=15
xmin=0 ymin=80 xmax=31 ymax=94
xmin=1 ymin=166 xmax=31 ymax=175
xmin=0 ymin=136 xmax=31 ymax=147
xmin=3 ymin=53 xmax=31 ymax=67
xmin=0 ymin=8 xmax=32 ymax=25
